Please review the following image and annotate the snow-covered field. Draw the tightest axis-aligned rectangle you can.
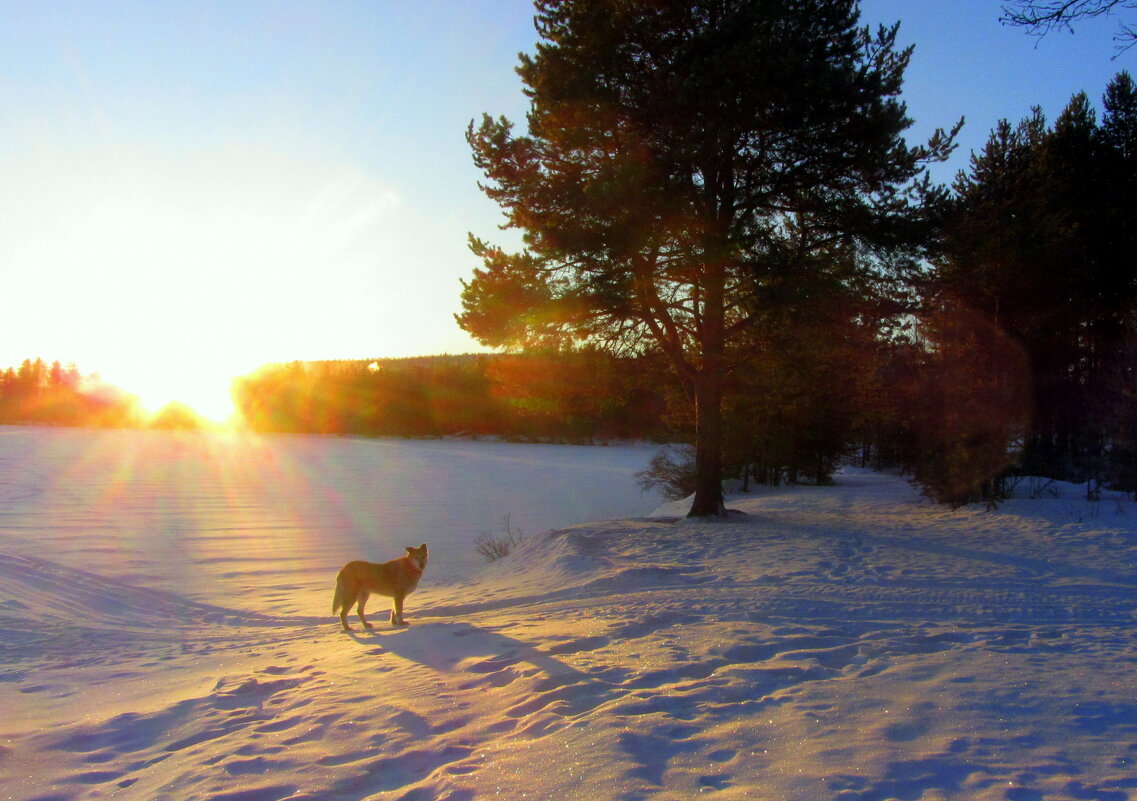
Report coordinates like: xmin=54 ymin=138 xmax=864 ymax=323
xmin=3 ymin=426 xmax=1137 ymax=800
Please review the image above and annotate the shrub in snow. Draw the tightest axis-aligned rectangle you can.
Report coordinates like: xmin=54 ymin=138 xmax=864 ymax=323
xmin=635 ymin=445 xmax=697 ymax=501
xmin=475 ymin=514 xmax=525 ymax=562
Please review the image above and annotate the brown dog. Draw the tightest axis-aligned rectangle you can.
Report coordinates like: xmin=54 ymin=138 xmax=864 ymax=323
xmin=332 ymin=544 xmax=428 ymax=631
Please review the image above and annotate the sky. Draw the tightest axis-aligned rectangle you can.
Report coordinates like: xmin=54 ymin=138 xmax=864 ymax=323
xmin=0 ymin=0 xmax=1131 ymax=418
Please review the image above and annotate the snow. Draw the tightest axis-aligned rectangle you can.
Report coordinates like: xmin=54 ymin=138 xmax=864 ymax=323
xmin=3 ymin=426 xmax=1137 ymax=800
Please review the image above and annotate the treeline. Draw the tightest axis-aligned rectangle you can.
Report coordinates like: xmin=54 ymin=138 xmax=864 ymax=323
xmin=744 ymin=70 xmax=1137 ymax=504
xmin=232 ymin=353 xmax=672 ymax=441
xmin=721 ymin=71 xmax=1137 ymax=504
xmin=0 ymin=358 xmax=138 ymax=427
xmin=908 ymin=71 xmax=1137 ymax=503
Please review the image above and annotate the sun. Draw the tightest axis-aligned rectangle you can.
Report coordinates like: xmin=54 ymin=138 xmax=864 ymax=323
xmin=133 ymin=372 xmax=238 ymax=424
xmin=103 ymin=358 xmax=247 ymax=426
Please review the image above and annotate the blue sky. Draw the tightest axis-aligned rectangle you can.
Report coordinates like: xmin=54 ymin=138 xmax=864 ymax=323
xmin=0 ymin=1 xmax=1130 ymax=412
xmin=863 ymin=0 xmax=1130 ymax=182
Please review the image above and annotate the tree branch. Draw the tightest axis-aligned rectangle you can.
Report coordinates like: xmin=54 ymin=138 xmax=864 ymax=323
xmin=1001 ymin=0 xmax=1137 ymax=54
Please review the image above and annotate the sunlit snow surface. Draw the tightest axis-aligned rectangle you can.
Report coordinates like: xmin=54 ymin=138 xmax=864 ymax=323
xmin=2 ymin=426 xmax=1136 ymax=800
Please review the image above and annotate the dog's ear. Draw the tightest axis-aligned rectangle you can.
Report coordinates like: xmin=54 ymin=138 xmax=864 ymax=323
xmin=420 ymin=543 xmax=427 ymax=550
xmin=405 ymin=546 xmax=414 ymax=553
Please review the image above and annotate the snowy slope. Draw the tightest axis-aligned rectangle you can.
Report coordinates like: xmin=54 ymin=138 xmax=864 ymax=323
xmin=2 ymin=428 xmax=1137 ymax=800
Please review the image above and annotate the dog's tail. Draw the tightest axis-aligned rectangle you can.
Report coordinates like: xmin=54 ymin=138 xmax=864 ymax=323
xmin=332 ymin=574 xmax=348 ymax=615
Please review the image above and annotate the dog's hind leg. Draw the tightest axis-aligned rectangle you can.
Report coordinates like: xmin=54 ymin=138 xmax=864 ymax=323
xmin=334 ymin=578 xmax=352 ymax=631
xmin=356 ymin=591 xmax=374 ymax=629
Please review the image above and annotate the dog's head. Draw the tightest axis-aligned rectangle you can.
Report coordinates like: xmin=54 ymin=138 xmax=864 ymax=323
xmin=405 ymin=543 xmax=428 ymax=570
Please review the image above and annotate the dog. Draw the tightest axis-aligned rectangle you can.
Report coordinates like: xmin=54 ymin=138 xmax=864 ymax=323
xmin=332 ymin=543 xmax=428 ymax=632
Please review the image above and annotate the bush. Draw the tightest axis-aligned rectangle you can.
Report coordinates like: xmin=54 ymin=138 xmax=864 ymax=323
xmin=635 ymin=445 xmax=697 ymax=500
xmin=474 ymin=514 xmax=524 ymax=562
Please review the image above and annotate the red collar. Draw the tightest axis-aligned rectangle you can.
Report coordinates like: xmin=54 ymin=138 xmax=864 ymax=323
xmin=403 ymin=557 xmax=425 ymax=576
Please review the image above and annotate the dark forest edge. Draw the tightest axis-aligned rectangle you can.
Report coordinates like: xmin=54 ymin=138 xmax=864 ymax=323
xmin=0 ymin=352 xmax=675 ymax=440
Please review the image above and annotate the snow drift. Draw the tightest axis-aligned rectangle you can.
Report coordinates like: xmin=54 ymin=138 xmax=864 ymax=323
xmin=2 ymin=427 xmax=1136 ymax=800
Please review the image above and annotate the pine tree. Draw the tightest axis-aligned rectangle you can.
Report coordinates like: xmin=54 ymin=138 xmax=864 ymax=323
xmin=1100 ymin=72 xmax=1137 ymax=302
xmin=460 ymin=0 xmax=958 ymax=516
xmin=937 ymin=73 xmax=1137 ymax=488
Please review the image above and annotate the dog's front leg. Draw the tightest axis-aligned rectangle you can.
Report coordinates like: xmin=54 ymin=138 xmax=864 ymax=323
xmin=391 ymin=594 xmax=408 ymax=626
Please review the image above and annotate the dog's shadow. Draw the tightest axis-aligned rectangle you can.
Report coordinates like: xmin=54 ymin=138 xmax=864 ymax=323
xmin=354 ymin=620 xmax=588 ymax=682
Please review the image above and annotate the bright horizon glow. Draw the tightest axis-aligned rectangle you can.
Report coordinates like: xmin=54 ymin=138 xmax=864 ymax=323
xmin=0 ymin=1 xmax=1130 ymax=420
xmin=85 ymin=350 xmax=257 ymax=425
xmin=8 ymin=144 xmax=410 ymax=424
xmin=108 ymin=365 xmax=240 ymax=424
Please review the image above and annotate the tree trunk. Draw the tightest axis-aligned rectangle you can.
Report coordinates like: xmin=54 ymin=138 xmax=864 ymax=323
xmin=687 ymin=371 xmax=726 ymax=516
xmin=687 ymin=261 xmax=727 ymax=517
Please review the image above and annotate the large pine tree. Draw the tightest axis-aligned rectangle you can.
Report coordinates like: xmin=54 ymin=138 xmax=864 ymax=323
xmin=459 ymin=0 xmax=958 ymax=516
